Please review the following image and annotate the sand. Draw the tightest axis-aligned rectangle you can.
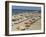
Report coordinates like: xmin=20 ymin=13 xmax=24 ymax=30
xmin=12 ymin=12 xmax=41 ymax=31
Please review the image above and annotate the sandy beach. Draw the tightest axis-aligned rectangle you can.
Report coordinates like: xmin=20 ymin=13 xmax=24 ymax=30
xmin=12 ymin=12 xmax=41 ymax=31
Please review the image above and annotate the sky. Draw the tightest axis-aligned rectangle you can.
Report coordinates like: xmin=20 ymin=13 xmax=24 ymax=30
xmin=12 ymin=6 xmax=41 ymax=11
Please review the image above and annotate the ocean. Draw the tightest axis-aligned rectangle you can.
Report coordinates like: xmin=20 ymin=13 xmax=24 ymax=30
xmin=12 ymin=9 xmax=41 ymax=15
